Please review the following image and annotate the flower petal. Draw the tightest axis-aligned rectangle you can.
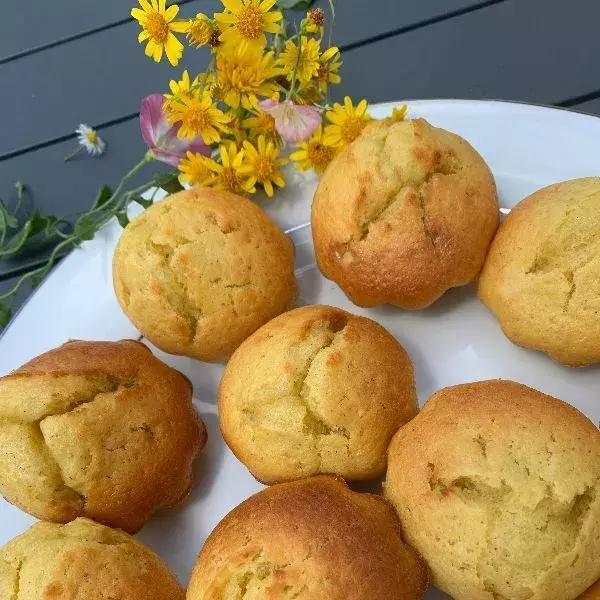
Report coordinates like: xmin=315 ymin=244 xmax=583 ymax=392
xmin=164 ymin=4 xmax=178 ymax=21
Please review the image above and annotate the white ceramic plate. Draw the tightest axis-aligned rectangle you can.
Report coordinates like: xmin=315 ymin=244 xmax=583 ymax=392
xmin=1 ymin=99 xmax=599 ymax=599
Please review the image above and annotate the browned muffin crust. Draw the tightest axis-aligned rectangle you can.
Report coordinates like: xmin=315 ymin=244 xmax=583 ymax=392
xmin=113 ymin=187 xmax=297 ymax=361
xmin=0 ymin=518 xmax=185 ymax=599
xmin=219 ymin=305 xmax=418 ymax=483
xmin=579 ymin=580 xmax=600 ymax=599
xmin=187 ymin=475 xmax=428 ymax=600
xmin=0 ymin=339 xmax=206 ymax=533
xmin=312 ymin=118 xmax=498 ymax=309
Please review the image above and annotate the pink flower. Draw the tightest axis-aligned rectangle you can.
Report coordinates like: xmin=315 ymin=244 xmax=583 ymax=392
xmin=139 ymin=94 xmax=210 ymax=167
xmin=259 ymin=99 xmax=321 ymax=143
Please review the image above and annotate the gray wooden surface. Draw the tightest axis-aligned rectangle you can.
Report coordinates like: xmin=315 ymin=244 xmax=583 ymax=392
xmin=1 ymin=0 xmax=600 ymax=320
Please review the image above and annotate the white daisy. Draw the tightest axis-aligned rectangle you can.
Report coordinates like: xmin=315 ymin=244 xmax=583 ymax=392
xmin=75 ymin=123 xmax=106 ymax=156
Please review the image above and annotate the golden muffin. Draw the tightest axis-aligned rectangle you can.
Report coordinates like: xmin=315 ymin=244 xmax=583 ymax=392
xmin=187 ymin=475 xmax=428 ymax=600
xmin=113 ymin=188 xmax=296 ymax=362
xmin=0 ymin=518 xmax=185 ymax=599
xmin=579 ymin=580 xmax=600 ymax=599
xmin=479 ymin=177 xmax=600 ymax=366
xmin=385 ymin=380 xmax=600 ymax=600
xmin=312 ymin=118 xmax=498 ymax=308
xmin=0 ymin=339 xmax=206 ymax=533
xmin=219 ymin=305 xmax=418 ymax=483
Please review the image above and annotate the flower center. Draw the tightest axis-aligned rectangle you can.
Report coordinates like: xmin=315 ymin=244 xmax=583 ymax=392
xmin=236 ymin=6 xmax=263 ymax=39
xmin=255 ymin=157 xmax=274 ymax=182
xmin=188 ymin=19 xmax=212 ymax=46
xmin=221 ymin=167 xmax=242 ymax=192
xmin=340 ymin=116 xmax=366 ymax=144
xmin=186 ymin=106 xmax=211 ymax=132
xmin=259 ymin=113 xmax=276 ymax=132
xmin=85 ymin=131 xmax=98 ymax=144
xmin=308 ymin=142 xmax=335 ymax=170
xmin=145 ymin=12 xmax=169 ymax=43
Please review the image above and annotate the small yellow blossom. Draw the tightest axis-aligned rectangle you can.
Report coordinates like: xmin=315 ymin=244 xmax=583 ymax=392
xmin=166 ymin=91 xmax=231 ymax=143
xmin=215 ymin=0 xmax=282 ymax=52
xmin=304 ymin=8 xmax=325 ymax=35
xmin=390 ymin=105 xmax=409 ymax=122
xmin=186 ymin=13 xmax=213 ymax=47
xmin=131 ymin=0 xmax=188 ymax=66
xmin=216 ymin=48 xmax=281 ymax=109
xmin=289 ymin=126 xmax=336 ymax=174
xmin=164 ymin=70 xmax=198 ymax=111
xmin=203 ymin=142 xmax=256 ymax=194
xmin=240 ymin=136 xmax=287 ymax=197
xmin=178 ymin=151 xmax=212 ymax=186
xmin=241 ymin=100 xmax=281 ymax=145
xmin=323 ymin=97 xmax=371 ymax=147
xmin=315 ymin=46 xmax=342 ymax=92
xmin=279 ymin=36 xmax=321 ymax=84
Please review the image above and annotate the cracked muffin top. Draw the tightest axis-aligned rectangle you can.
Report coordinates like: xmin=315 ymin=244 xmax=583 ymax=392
xmin=311 ymin=118 xmax=498 ymax=309
xmin=187 ymin=475 xmax=428 ymax=600
xmin=0 ymin=518 xmax=185 ymax=599
xmin=113 ymin=187 xmax=296 ymax=362
xmin=219 ymin=305 xmax=418 ymax=484
xmin=385 ymin=380 xmax=600 ymax=600
xmin=0 ymin=339 xmax=206 ymax=533
xmin=479 ymin=177 xmax=600 ymax=366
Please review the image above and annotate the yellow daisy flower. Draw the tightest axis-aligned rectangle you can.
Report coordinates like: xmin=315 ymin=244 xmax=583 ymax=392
xmin=178 ymin=151 xmax=212 ymax=186
xmin=315 ymin=46 xmax=342 ymax=92
xmin=204 ymin=142 xmax=256 ymax=194
xmin=186 ymin=13 xmax=214 ymax=48
xmin=279 ymin=36 xmax=321 ymax=83
xmin=241 ymin=100 xmax=281 ymax=145
xmin=163 ymin=70 xmax=198 ymax=111
xmin=304 ymin=8 xmax=325 ymax=36
xmin=215 ymin=0 xmax=283 ymax=52
xmin=323 ymin=97 xmax=372 ymax=147
xmin=390 ymin=104 xmax=409 ymax=122
xmin=131 ymin=0 xmax=188 ymax=66
xmin=240 ymin=136 xmax=287 ymax=197
xmin=289 ymin=126 xmax=337 ymax=174
xmin=216 ymin=48 xmax=280 ymax=109
xmin=165 ymin=91 xmax=231 ymax=143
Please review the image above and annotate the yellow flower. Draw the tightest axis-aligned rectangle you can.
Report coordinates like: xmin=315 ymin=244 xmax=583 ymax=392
xmin=178 ymin=151 xmax=212 ymax=186
xmin=240 ymin=136 xmax=287 ymax=197
xmin=241 ymin=101 xmax=281 ymax=145
xmin=289 ymin=126 xmax=337 ymax=174
xmin=166 ymin=91 xmax=231 ymax=143
xmin=304 ymin=8 xmax=325 ymax=35
xmin=295 ymin=83 xmax=322 ymax=106
xmin=315 ymin=46 xmax=342 ymax=92
xmin=215 ymin=0 xmax=282 ymax=52
xmin=323 ymin=97 xmax=371 ymax=147
xmin=164 ymin=70 xmax=198 ymax=111
xmin=227 ymin=111 xmax=250 ymax=144
xmin=131 ymin=0 xmax=188 ymax=66
xmin=216 ymin=48 xmax=280 ymax=109
xmin=203 ymin=142 xmax=256 ymax=194
xmin=390 ymin=104 xmax=408 ymax=122
xmin=186 ymin=13 xmax=213 ymax=47
xmin=279 ymin=36 xmax=321 ymax=83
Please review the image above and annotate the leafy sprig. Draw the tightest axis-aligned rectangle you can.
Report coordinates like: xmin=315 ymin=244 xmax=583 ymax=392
xmin=0 ymin=158 xmax=183 ymax=329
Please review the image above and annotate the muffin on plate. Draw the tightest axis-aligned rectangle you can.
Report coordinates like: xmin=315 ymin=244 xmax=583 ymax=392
xmin=479 ymin=177 xmax=600 ymax=366
xmin=312 ymin=118 xmax=498 ymax=308
xmin=187 ymin=475 xmax=428 ymax=600
xmin=219 ymin=305 xmax=418 ymax=483
xmin=579 ymin=580 xmax=600 ymax=599
xmin=0 ymin=339 xmax=206 ymax=533
xmin=113 ymin=188 xmax=296 ymax=362
xmin=0 ymin=518 xmax=185 ymax=599
xmin=385 ymin=380 xmax=600 ymax=600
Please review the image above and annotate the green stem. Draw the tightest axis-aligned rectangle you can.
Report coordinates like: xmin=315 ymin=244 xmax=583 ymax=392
xmin=64 ymin=146 xmax=84 ymax=162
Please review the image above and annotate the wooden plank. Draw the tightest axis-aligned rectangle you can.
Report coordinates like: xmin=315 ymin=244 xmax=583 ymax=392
xmin=0 ymin=0 xmax=497 ymax=157
xmin=571 ymin=97 xmax=600 ymax=116
xmin=335 ymin=0 xmax=600 ymax=106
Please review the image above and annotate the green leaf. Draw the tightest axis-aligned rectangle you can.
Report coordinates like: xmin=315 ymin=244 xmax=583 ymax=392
xmin=0 ymin=210 xmax=56 ymax=257
xmin=0 ymin=201 xmax=18 ymax=230
xmin=73 ymin=215 xmax=98 ymax=241
xmin=152 ymin=171 xmax=184 ymax=194
xmin=276 ymin=0 xmax=314 ymax=9
xmin=92 ymin=186 xmax=113 ymax=209
xmin=135 ymin=197 xmax=153 ymax=209
xmin=0 ymin=303 xmax=12 ymax=327
xmin=116 ymin=211 xmax=130 ymax=228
